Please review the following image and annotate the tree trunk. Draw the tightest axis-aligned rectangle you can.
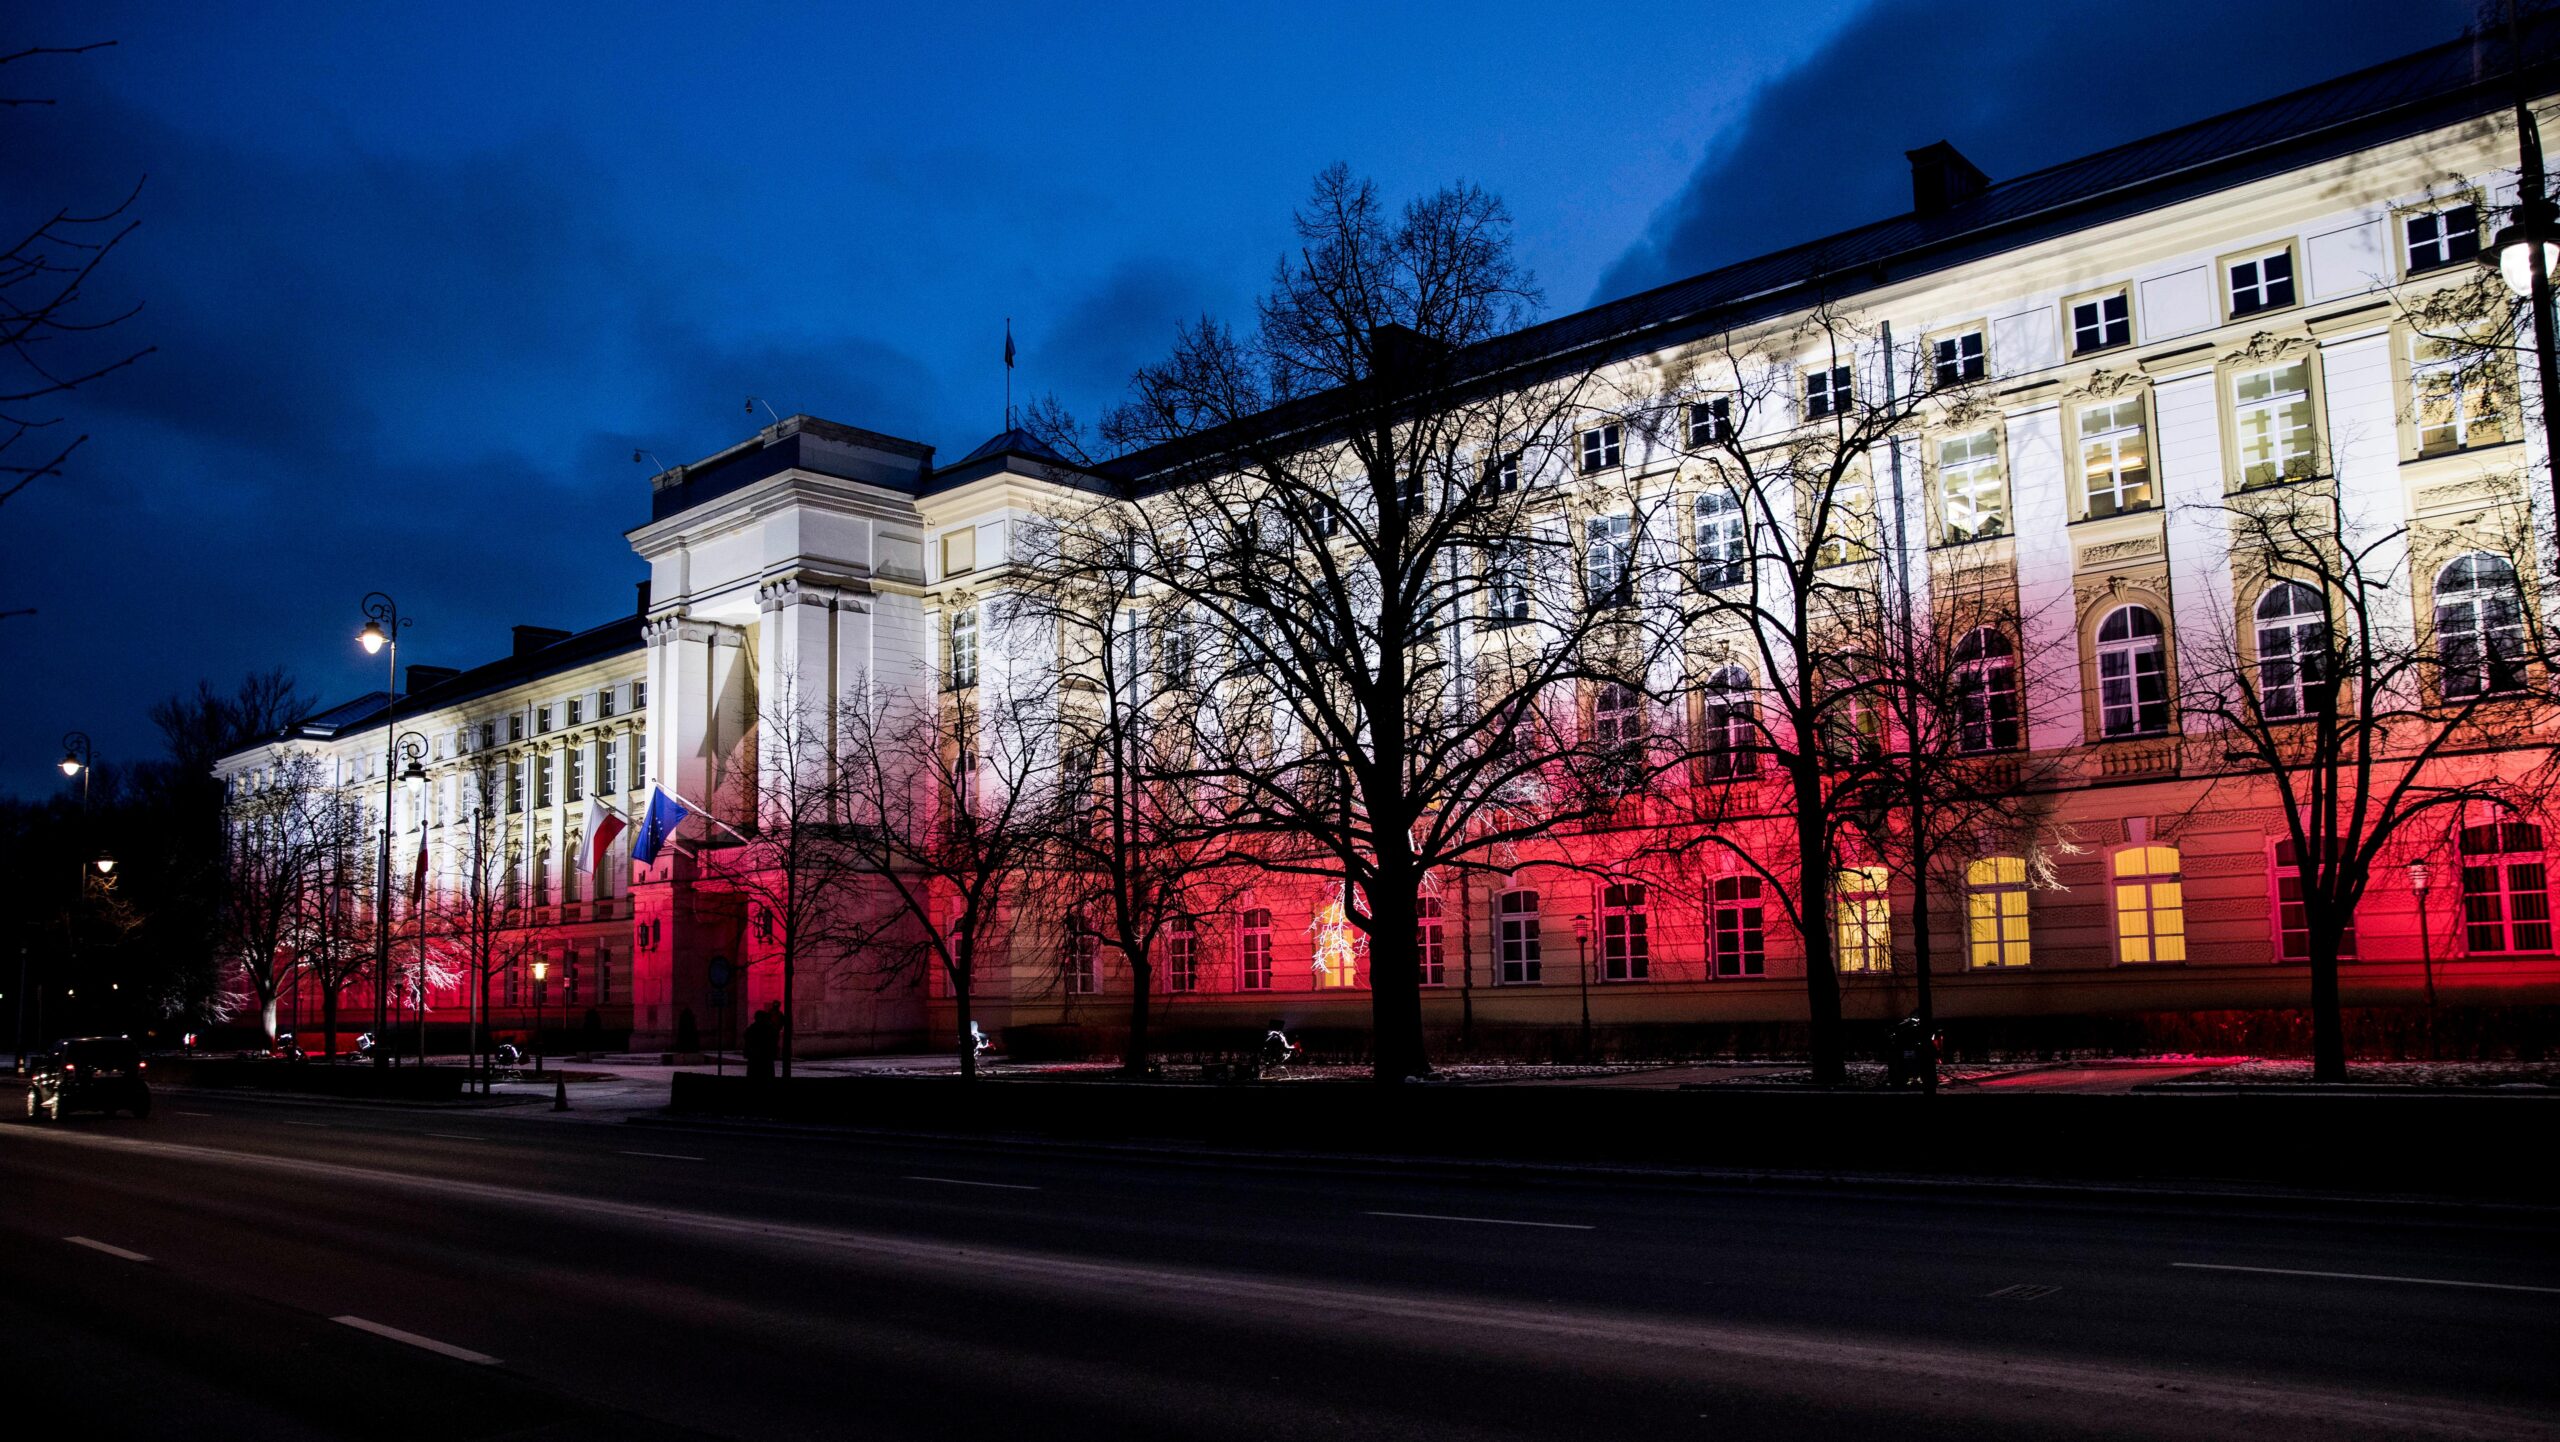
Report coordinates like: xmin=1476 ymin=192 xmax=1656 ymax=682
xmin=1123 ymin=953 xmax=1154 ymax=1075
xmin=1368 ymin=872 xmax=1427 ymax=1083
xmin=780 ymin=931 xmax=797 ymax=1081
xmin=954 ymin=971 xmax=977 ymax=1083
xmin=322 ymin=987 xmax=339 ymax=1062
xmin=2308 ymin=920 xmax=2347 ymax=1084
xmin=1792 ymin=764 xmax=1845 ymax=1086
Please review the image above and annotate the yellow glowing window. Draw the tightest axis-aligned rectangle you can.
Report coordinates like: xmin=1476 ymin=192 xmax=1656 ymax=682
xmin=1966 ymin=856 xmax=2032 ymax=968
xmin=2114 ymin=845 xmax=2186 ymax=963
xmin=1835 ymin=865 xmax=1891 ymax=973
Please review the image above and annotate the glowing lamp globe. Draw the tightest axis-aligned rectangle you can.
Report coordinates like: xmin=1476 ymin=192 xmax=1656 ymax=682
xmin=358 ymin=619 xmax=388 ymax=655
xmin=58 ymin=752 xmax=81 ymax=778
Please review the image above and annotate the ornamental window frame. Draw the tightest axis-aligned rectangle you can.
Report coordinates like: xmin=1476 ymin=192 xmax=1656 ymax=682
xmin=2226 ymin=353 xmax=2322 ymax=489
xmin=2074 ymin=391 xmax=2155 ymax=520
xmin=1834 ymin=864 xmax=1892 ymax=974
xmin=2065 ymin=285 xmax=2133 ymax=356
xmin=1238 ymin=906 xmax=1274 ymax=990
xmin=1694 ymin=664 xmax=1757 ymax=780
xmin=1711 ymin=875 xmax=1765 ymax=977
xmin=1497 ymin=888 xmax=1542 ymax=985
xmin=2221 ymin=240 xmax=2300 ymax=321
xmin=2459 ymin=814 xmax=2553 ymax=955
xmin=1692 ymin=487 xmax=1747 ymax=589
xmin=2253 ymin=581 xmax=2330 ymax=720
xmin=1934 ymin=427 xmax=2007 ymax=544
xmin=2094 ymin=602 xmax=2172 ymax=739
xmin=1584 ymin=514 xmax=1634 ymax=609
xmin=1600 ymin=881 xmax=1649 ymax=982
xmin=1953 ymin=626 xmax=2020 ymax=753
xmin=1930 ymin=324 xmax=1987 ymax=388
xmin=948 ymin=606 xmax=979 ymax=690
xmin=2433 ymin=551 xmax=2529 ymax=700
xmin=2399 ymin=199 xmax=2482 ymax=277
xmin=2405 ymin=326 xmax=2514 ymax=458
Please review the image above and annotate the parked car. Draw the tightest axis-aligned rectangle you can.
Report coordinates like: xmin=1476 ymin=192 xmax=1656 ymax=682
xmin=24 ymin=1036 xmax=152 ymax=1122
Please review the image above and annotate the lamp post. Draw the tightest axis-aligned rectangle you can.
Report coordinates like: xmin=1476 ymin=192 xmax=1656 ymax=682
xmin=50 ymin=732 xmax=97 ymax=1055
xmin=358 ymin=593 xmax=411 ymax=1069
xmin=2488 ymin=0 xmax=2560 ymax=526
xmin=2408 ymin=859 xmax=2439 ymax=1061
xmin=1571 ymin=913 xmax=1592 ymax=1061
xmin=391 ymin=733 xmax=427 ymax=1066
xmin=530 ymin=957 xmax=549 ymax=1075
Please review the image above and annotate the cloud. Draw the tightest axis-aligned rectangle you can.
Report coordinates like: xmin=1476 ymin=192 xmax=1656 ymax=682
xmin=1029 ymin=256 xmax=1234 ymax=429
xmin=1594 ymin=0 xmax=2481 ymax=302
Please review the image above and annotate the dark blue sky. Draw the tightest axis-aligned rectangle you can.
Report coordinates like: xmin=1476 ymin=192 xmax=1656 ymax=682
xmin=1 ymin=0 xmax=2472 ymax=795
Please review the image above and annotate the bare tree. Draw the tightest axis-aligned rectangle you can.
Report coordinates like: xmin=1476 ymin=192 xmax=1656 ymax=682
xmin=429 ymin=753 xmax=549 ymax=1092
xmin=216 ymin=750 xmax=338 ymax=1043
xmin=1 ymin=41 xmax=154 ymax=526
xmin=288 ymin=789 xmax=375 ymax=1061
xmin=1651 ymin=305 xmax=1981 ymax=1084
xmin=1077 ymin=164 xmax=1659 ymax=1082
xmin=822 ymin=676 xmax=1063 ymax=1080
xmin=2181 ymin=485 xmax=2552 ymax=1081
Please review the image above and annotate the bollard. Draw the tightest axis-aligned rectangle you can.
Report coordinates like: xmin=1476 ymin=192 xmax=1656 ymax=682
xmin=553 ymin=1075 xmax=569 ymax=1112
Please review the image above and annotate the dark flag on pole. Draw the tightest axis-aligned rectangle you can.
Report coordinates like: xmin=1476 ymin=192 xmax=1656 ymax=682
xmin=1004 ymin=318 xmax=1016 ymax=428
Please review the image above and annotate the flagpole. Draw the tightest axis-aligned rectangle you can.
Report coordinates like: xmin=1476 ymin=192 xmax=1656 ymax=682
xmin=1004 ymin=317 xmax=1015 ymax=431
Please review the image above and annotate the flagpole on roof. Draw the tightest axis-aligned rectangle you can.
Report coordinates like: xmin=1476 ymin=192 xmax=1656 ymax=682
xmin=1004 ymin=317 xmax=1015 ymax=431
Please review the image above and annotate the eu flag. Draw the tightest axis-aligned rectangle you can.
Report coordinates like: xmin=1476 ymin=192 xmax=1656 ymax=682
xmin=630 ymin=785 xmax=693 ymax=866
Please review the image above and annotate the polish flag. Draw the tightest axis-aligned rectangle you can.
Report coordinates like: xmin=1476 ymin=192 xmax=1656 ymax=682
xmin=584 ymin=797 xmax=627 ymax=871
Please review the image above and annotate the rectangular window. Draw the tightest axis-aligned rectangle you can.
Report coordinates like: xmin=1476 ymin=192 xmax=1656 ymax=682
xmin=535 ymin=756 xmax=554 ymax=809
xmin=1584 ymin=515 xmax=1633 ymax=608
xmin=508 ymin=761 xmax=525 ymax=812
xmin=2411 ymin=333 xmax=2510 ymax=456
xmin=2461 ymin=821 xmax=2552 ymax=954
xmin=1687 ymin=397 xmax=1733 ymax=447
xmin=2078 ymin=397 xmax=2153 ymax=517
xmin=1166 ymin=921 xmax=1198 ymax=993
xmin=1418 ymin=896 xmax=1446 ymax=986
xmin=599 ymin=739 xmax=619 ymax=795
xmin=2232 ymin=360 xmax=2317 ymax=487
xmin=1579 ymin=422 xmax=1622 ymax=473
xmin=537 ymin=706 xmax=553 ymax=735
xmin=2404 ymin=204 xmax=2480 ymax=274
xmin=1064 ymin=921 xmax=1100 ymax=995
xmin=2227 ymin=246 xmax=2297 ymax=317
xmin=631 ymin=730 xmax=646 ymax=789
xmin=949 ymin=607 xmax=979 ymax=689
xmin=480 ymin=721 xmax=497 ymax=750
xmin=509 ymin=715 xmax=524 ymax=743
xmin=598 ymin=688 xmax=615 ymax=718
xmin=2070 ymin=291 xmax=2131 ymax=354
xmin=1239 ymin=908 xmax=1274 ymax=990
xmin=1712 ymin=876 xmax=1765 ymax=976
xmin=1813 ymin=480 xmax=1874 ymax=567
xmin=597 ymin=946 xmax=613 ymax=1005
xmin=566 ymin=747 xmax=585 ymax=803
xmin=633 ymin=681 xmax=646 ymax=709
xmin=1693 ymin=490 xmax=1746 ymax=589
xmin=1835 ymin=865 xmax=1891 ymax=973
xmin=1966 ymin=857 xmax=2032 ymax=968
xmin=1601 ymin=882 xmax=1648 ymax=981
xmin=943 ymin=528 xmax=977 ymax=576
xmin=567 ymin=698 xmax=583 ymax=726
xmin=1937 ymin=430 xmax=2006 ymax=543
xmin=1498 ymin=889 xmax=1542 ymax=984
xmin=2114 ymin=845 xmax=2187 ymax=963
xmin=1803 ymin=364 xmax=1853 ymax=419
xmin=2274 ymin=839 xmax=2358 ymax=962
xmin=1483 ymin=451 xmax=1522 ymax=494
xmin=1933 ymin=331 xmax=1985 ymax=387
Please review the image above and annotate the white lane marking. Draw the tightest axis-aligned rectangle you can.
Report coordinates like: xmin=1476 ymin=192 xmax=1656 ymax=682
xmin=907 ymin=1174 xmax=1040 ymax=1191
xmin=423 ymin=1133 xmax=480 ymax=1142
xmin=620 ymin=1150 xmax=705 ymax=1161
xmin=2174 ymin=1262 xmax=2560 ymax=1295
xmin=1365 ymin=1210 xmax=1594 ymax=1231
xmin=65 ymin=1235 xmax=151 ymax=1263
xmin=331 ymin=1315 xmax=499 ymax=1364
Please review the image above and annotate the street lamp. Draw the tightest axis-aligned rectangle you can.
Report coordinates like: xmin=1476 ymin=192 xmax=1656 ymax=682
xmin=530 ymin=957 xmax=549 ymax=1075
xmin=1571 ymin=912 xmax=1592 ymax=1061
xmin=2407 ymin=858 xmax=2439 ymax=1061
xmin=2484 ymin=0 xmax=2560 ymax=526
xmin=358 ymin=592 xmax=412 ymax=1070
xmin=92 ymin=854 xmax=114 ymax=877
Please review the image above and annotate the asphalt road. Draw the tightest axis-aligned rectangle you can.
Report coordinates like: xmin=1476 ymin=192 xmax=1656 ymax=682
xmin=2 ymin=1089 xmax=2554 ymax=1441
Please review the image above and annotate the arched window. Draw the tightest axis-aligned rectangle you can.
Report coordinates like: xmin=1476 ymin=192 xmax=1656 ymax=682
xmin=948 ymin=607 xmax=979 ymax=689
xmin=1238 ymin=907 xmax=1274 ymax=990
xmin=2096 ymin=605 xmax=2169 ymax=737
xmin=1965 ymin=856 xmax=2031 ymax=968
xmin=2113 ymin=845 xmax=2186 ymax=963
xmin=1834 ymin=865 xmax=1891 ymax=973
xmin=1498 ymin=889 xmax=1542 ymax=984
xmin=1953 ymin=628 xmax=2020 ymax=753
xmin=2460 ymin=816 xmax=2551 ymax=953
xmin=1693 ymin=490 xmax=1746 ymax=589
xmin=2254 ymin=583 xmax=2328 ymax=718
xmin=1417 ymin=896 xmax=1446 ymax=986
xmin=2435 ymin=553 xmax=2525 ymax=699
xmin=1697 ymin=666 xmax=1756 ymax=778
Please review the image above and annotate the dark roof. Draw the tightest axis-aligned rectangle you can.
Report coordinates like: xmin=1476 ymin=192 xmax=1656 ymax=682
xmin=225 ymin=613 xmax=647 ymax=764
xmin=1101 ymin=22 xmax=2557 ymax=488
xmin=954 ymin=427 xmax=1069 ymax=466
xmin=646 ymin=415 xmax=936 ymax=523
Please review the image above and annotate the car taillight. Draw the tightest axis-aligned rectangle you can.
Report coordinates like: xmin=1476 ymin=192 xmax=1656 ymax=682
xmin=137 ymin=1060 xmax=147 ymax=1069
xmin=61 ymin=1063 xmax=76 ymax=1073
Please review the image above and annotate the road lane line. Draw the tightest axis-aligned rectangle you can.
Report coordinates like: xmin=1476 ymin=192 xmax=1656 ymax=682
xmin=907 ymin=1174 xmax=1040 ymax=1191
xmin=331 ymin=1316 xmax=499 ymax=1364
xmin=621 ymin=1150 xmax=705 ymax=1161
xmin=2174 ymin=1262 xmax=2560 ymax=1295
xmin=64 ymin=1236 xmax=151 ymax=1263
xmin=1365 ymin=1210 xmax=1594 ymax=1231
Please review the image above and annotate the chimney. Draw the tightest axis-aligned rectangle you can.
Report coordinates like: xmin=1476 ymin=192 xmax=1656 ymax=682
xmin=512 ymin=625 xmax=571 ymax=658
xmin=635 ymin=580 xmax=652 ymax=616
xmin=1906 ymin=141 xmax=1989 ymax=217
xmin=405 ymin=664 xmax=460 ymax=696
